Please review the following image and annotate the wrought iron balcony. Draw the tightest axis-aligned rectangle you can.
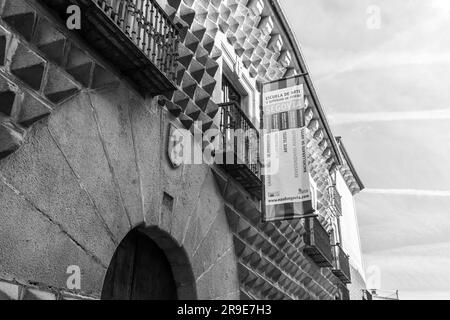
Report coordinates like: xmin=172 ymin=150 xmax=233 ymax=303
xmin=303 ymin=217 xmax=333 ymax=268
xmin=328 ymin=185 xmax=342 ymax=216
xmin=363 ymin=289 xmax=373 ymax=300
xmin=338 ymin=284 xmax=350 ymax=300
xmin=218 ymin=101 xmax=262 ymax=200
xmin=332 ymin=244 xmax=351 ymax=284
xmin=40 ymin=0 xmax=179 ymax=94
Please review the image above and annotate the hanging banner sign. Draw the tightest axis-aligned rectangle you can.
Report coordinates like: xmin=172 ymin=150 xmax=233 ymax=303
xmin=262 ymin=76 xmax=314 ymax=222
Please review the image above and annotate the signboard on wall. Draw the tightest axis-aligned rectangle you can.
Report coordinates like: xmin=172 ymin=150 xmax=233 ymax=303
xmin=261 ymin=76 xmax=314 ymax=222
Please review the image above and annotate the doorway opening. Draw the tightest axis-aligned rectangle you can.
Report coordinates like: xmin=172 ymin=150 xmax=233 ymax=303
xmin=101 ymin=227 xmax=196 ymax=300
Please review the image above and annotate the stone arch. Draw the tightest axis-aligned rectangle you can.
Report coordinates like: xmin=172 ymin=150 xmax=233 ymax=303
xmin=102 ymin=226 xmax=197 ymax=300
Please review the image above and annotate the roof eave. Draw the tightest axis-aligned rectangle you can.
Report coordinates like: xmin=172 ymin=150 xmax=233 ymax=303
xmin=269 ymin=0 xmax=343 ymax=166
xmin=336 ymin=137 xmax=365 ymax=191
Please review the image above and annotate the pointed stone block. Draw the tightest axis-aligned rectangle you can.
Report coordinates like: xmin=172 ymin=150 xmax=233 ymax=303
xmin=188 ymin=58 xmax=205 ymax=83
xmin=44 ymin=65 xmax=79 ymax=104
xmin=218 ymin=17 xmax=230 ymax=33
xmin=226 ymin=31 xmax=237 ymax=45
xmin=172 ymin=90 xmax=190 ymax=110
xmin=200 ymin=72 xmax=217 ymax=96
xmin=179 ymin=3 xmax=196 ymax=27
xmin=3 ymin=10 xmax=37 ymax=42
xmin=0 ymin=79 xmax=18 ymax=117
xmin=233 ymin=237 xmax=246 ymax=257
xmin=205 ymin=57 xmax=219 ymax=77
xmin=0 ymin=34 xmax=8 ymax=67
xmin=219 ymin=3 xmax=232 ymax=20
xmin=0 ymin=116 xmax=25 ymax=158
xmin=67 ymin=62 xmax=93 ymax=88
xmin=168 ymin=0 xmax=183 ymax=9
xmin=179 ymin=112 xmax=194 ymax=129
xmin=183 ymin=31 xmax=200 ymax=53
xmin=193 ymin=2 xmax=208 ymax=24
xmin=175 ymin=64 xmax=186 ymax=86
xmin=166 ymin=100 xmax=183 ymax=117
xmin=202 ymin=34 xmax=215 ymax=54
xmin=205 ymin=19 xmax=219 ymax=38
xmin=234 ymin=43 xmax=245 ymax=57
xmin=66 ymin=44 xmax=94 ymax=87
xmin=17 ymin=92 xmax=52 ymax=127
xmin=207 ymin=6 xmax=219 ymax=23
xmin=210 ymin=0 xmax=222 ymax=9
xmin=91 ymin=64 xmax=118 ymax=89
xmin=193 ymin=86 xmax=210 ymax=110
xmin=211 ymin=46 xmax=223 ymax=61
xmin=181 ymin=73 xmax=197 ymax=98
xmin=226 ymin=0 xmax=239 ymax=13
xmin=185 ymin=100 xmax=201 ymax=120
xmin=34 ymin=18 xmax=67 ymax=65
xmin=195 ymin=45 xmax=209 ymax=66
xmin=227 ymin=16 xmax=240 ymax=33
xmin=190 ymin=20 xmax=207 ymax=42
xmin=178 ymin=43 xmax=194 ymax=69
xmin=174 ymin=17 xmax=190 ymax=42
xmin=10 ymin=43 xmax=46 ymax=91
xmin=205 ymin=100 xmax=219 ymax=118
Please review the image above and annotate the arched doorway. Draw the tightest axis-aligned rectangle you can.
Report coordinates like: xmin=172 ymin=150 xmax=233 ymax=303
xmin=101 ymin=228 xmax=196 ymax=300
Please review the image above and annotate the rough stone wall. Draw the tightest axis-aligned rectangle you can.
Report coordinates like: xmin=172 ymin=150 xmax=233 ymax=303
xmin=0 ymin=0 xmax=240 ymax=300
xmin=0 ymin=84 xmax=241 ymax=300
xmin=0 ymin=276 xmax=95 ymax=300
xmin=214 ymin=169 xmax=339 ymax=300
xmin=305 ymin=127 xmax=334 ymax=230
xmin=163 ymin=0 xmax=339 ymax=230
xmin=161 ymin=0 xmax=302 ymax=135
xmin=0 ymin=0 xmax=351 ymax=301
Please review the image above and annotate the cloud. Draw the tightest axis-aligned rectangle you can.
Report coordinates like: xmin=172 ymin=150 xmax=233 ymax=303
xmin=283 ymin=0 xmax=450 ymax=300
xmin=364 ymin=188 xmax=450 ymax=197
xmin=364 ymin=242 xmax=450 ymax=296
xmin=357 ymin=193 xmax=450 ymax=253
xmin=431 ymin=0 xmax=450 ymax=14
xmin=399 ymin=290 xmax=450 ymax=300
xmin=329 ymin=109 xmax=450 ymax=124
xmin=316 ymin=51 xmax=450 ymax=83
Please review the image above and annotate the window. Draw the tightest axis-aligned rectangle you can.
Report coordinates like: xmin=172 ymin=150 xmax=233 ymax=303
xmin=309 ymin=175 xmax=318 ymax=211
xmin=222 ymin=76 xmax=242 ymax=105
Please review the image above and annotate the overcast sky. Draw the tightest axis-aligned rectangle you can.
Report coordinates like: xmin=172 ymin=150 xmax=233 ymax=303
xmin=281 ymin=0 xmax=450 ymax=300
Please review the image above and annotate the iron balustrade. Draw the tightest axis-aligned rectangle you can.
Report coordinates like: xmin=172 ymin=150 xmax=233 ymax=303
xmin=328 ymin=185 xmax=342 ymax=216
xmin=363 ymin=289 xmax=373 ymax=300
xmin=92 ymin=0 xmax=179 ymax=82
xmin=218 ymin=101 xmax=262 ymax=199
xmin=332 ymin=244 xmax=351 ymax=284
xmin=219 ymin=101 xmax=261 ymax=177
xmin=303 ymin=217 xmax=333 ymax=268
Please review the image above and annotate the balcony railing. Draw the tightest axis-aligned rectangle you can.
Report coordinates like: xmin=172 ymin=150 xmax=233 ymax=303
xmin=303 ymin=217 xmax=333 ymax=268
xmin=328 ymin=185 xmax=342 ymax=216
xmin=363 ymin=289 xmax=373 ymax=301
xmin=332 ymin=244 xmax=351 ymax=284
xmin=218 ymin=101 xmax=262 ymax=199
xmin=94 ymin=0 xmax=178 ymax=78
xmin=41 ymin=0 xmax=179 ymax=94
xmin=339 ymin=285 xmax=350 ymax=300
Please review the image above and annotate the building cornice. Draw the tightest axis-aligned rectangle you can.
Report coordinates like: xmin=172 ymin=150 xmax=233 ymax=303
xmin=336 ymin=137 xmax=365 ymax=194
xmin=268 ymin=0 xmax=343 ymax=167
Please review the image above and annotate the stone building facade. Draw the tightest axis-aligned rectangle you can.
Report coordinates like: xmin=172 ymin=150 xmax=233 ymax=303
xmin=0 ymin=0 xmax=366 ymax=300
xmin=335 ymin=138 xmax=366 ymax=300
